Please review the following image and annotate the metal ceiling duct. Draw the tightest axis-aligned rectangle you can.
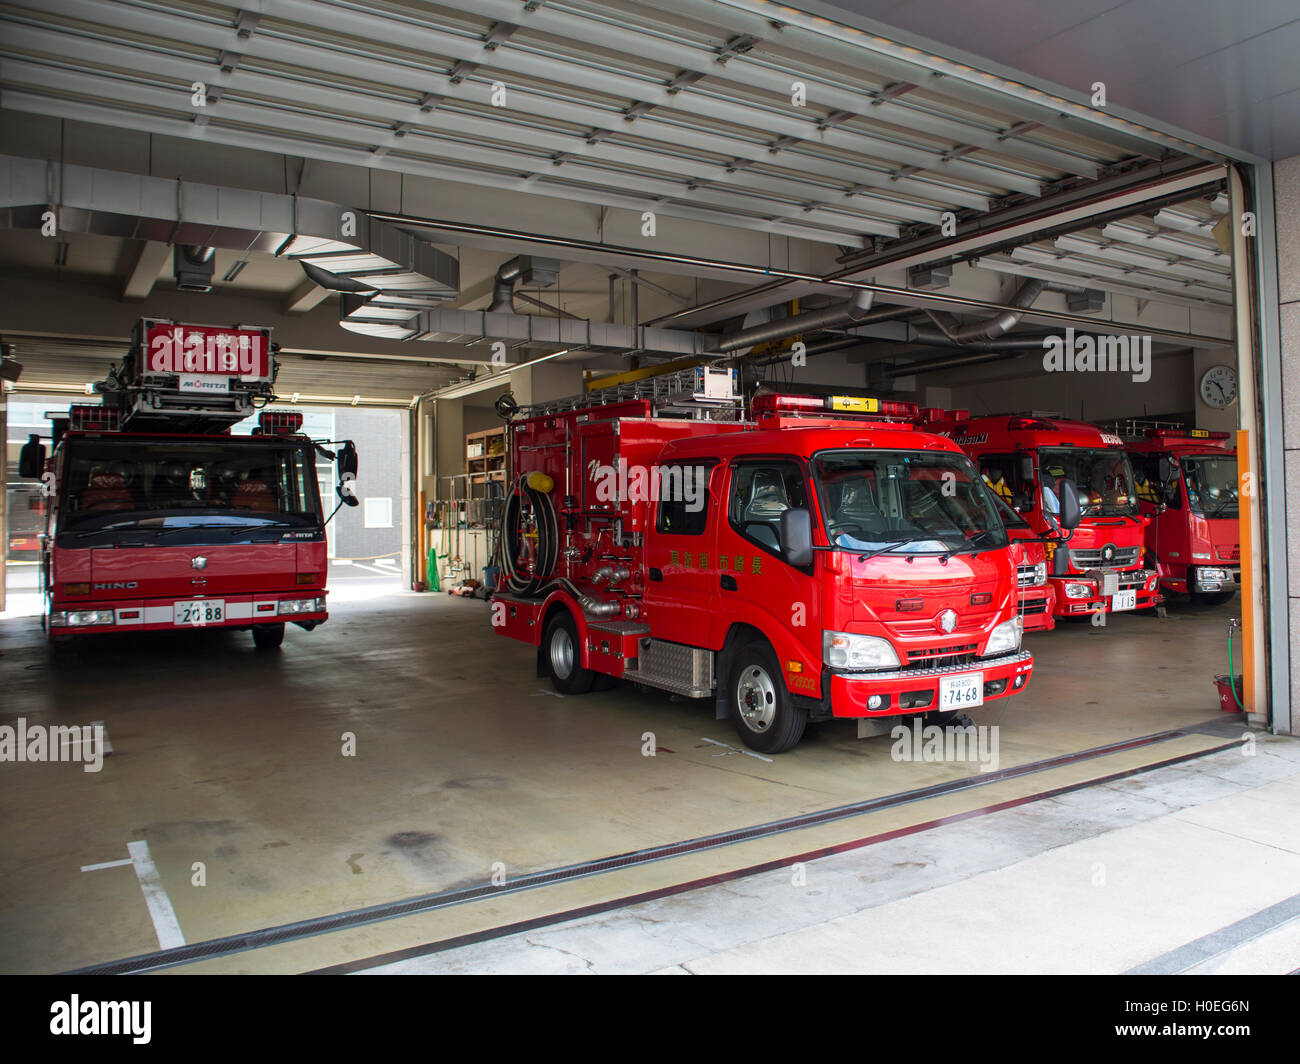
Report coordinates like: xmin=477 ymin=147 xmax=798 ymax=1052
xmin=713 ymin=290 xmax=885 ymax=353
xmin=0 ymin=153 xmax=459 ymax=326
xmin=487 ymin=255 xmax=561 ymax=312
xmin=915 ymin=278 xmax=1045 ymax=345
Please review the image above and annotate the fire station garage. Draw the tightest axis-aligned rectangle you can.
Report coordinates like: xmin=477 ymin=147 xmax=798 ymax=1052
xmin=1 ymin=0 xmax=1297 ymax=979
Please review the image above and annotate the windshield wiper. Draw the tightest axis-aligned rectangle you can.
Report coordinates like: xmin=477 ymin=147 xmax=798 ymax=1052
xmin=71 ymin=523 xmax=160 ymax=540
xmin=1205 ymin=494 xmax=1238 ymax=518
xmin=854 ymin=536 xmax=943 ymax=562
xmin=941 ymin=529 xmax=1001 ymax=561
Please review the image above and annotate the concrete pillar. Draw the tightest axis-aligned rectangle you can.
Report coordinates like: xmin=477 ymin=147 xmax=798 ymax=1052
xmin=1275 ymin=154 xmax=1300 ymax=733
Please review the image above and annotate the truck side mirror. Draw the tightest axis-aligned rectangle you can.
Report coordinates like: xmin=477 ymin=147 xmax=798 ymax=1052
xmin=1058 ymin=478 xmax=1082 ymax=531
xmin=779 ymin=508 xmax=814 ymax=568
xmin=1157 ymin=455 xmax=1174 ymax=484
xmin=1019 ymin=454 xmax=1034 ymax=483
xmin=18 ymin=435 xmax=45 ymax=479
xmin=336 ymin=440 xmax=359 ymax=508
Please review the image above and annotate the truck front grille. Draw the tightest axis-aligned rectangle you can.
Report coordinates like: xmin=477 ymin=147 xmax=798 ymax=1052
xmin=1070 ymin=545 xmax=1139 ymax=568
xmin=1016 ymin=565 xmax=1039 ymax=587
xmin=906 ymin=643 xmax=978 ymax=670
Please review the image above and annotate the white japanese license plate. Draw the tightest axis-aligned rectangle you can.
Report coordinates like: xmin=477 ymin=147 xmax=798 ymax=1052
xmin=939 ymin=672 xmax=984 ymax=709
xmin=174 ymin=600 xmax=225 ymax=626
xmin=1112 ymin=590 xmax=1137 ymax=611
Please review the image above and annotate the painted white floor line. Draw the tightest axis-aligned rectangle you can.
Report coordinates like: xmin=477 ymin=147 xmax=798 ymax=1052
xmin=126 ymin=840 xmax=186 ymax=950
xmin=80 ymin=858 xmax=133 ymax=872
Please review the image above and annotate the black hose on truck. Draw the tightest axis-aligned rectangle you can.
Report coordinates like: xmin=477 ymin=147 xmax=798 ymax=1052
xmin=499 ymin=472 xmax=559 ymax=598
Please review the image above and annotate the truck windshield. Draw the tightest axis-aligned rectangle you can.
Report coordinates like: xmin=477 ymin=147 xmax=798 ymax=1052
xmin=1181 ymin=454 xmax=1239 ymax=518
xmin=812 ymin=450 xmax=1008 ymax=555
xmin=1039 ymin=447 xmax=1137 ymax=517
xmin=59 ymin=437 xmax=323 ymax=534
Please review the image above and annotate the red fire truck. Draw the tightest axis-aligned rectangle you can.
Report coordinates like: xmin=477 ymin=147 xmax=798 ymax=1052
xmin=916 ymin=410 xmax=1160 ymax=619
xmin=17 ymin=319 xmax=358 ymax=649
xmin=1120 ymin=424 xmax=1239 ymax=605
xmin=491 ymin=381 xmax=1068 ymax=753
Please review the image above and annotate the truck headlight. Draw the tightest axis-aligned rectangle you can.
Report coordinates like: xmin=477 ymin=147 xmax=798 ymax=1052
xmin=823 ymin=630 xmax=900 ymax=670
xmin=1064 ymin=582 xmax=1093 ymax=599
xmin=1033 ymin=562 xmax=1047 ymax=587
xmin=51 ymin=609 xmax=115 ymax=627
xmin=983 ymin=617 xmax=1022 ymax=657
xmin=278 ymin=597 xmax=326 ymax=615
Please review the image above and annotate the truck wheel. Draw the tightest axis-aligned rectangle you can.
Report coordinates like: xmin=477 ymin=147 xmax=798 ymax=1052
xmin=252 ymin=623 xmax=285 ymax=651
xmin=728 ymin=640 xmax=806 ymax=754
xmin=1192 ymin=590 xmax=1235 ymax=607
xmin=544 ymin=612 xmax=595 ymax=695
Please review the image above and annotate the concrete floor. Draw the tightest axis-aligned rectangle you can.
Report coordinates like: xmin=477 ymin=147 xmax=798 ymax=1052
xmin=0 ymin=569 xmax=1260 ymax=974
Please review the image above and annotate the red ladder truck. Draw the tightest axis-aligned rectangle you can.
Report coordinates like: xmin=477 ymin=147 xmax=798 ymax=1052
xmin=17 ymin=319 xmax=358 ymax=649
xmin=1113 ymin=421 xmax=1240 ymax=605
xmin=916 ymin=410 xmax=1160 ymax=620
xmin=490 ymin=378 xmax=1068 ymax=753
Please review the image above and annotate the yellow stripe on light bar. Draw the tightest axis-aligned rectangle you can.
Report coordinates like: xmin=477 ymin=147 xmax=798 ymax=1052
xmin=830 ymin=396 xmax=879 ymax=413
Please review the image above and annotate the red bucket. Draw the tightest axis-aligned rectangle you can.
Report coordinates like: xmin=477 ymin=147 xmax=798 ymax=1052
xmin=1213 ymin=674 xmax=1244 ymax=713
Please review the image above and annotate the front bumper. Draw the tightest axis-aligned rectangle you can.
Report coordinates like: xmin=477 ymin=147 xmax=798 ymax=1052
xmin=1051 ymin=568 xmax=1162 ymax=616
xmin=828 ymin=649 xmax=1033 ymax=718
xmin=1017 ymin=587 xmax=1056 ymax=632
xmin=48 ymin=594 xmax=327 ymax=635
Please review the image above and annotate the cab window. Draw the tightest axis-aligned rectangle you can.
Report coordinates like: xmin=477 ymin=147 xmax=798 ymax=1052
xmin=976 ymin=453 xmax=1026 ymax=505
xmin=654 ymin=461 xmax=714 ymax=535
xmin=729 ymin=459 xmax=808 ymax=557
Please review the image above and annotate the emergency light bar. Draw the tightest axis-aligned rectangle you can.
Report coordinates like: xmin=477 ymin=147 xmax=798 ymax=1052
xmin=258 ymin=410 xmax=304 ymax=435
xmin=68 ymin=404 xmax=119 ymax=432
xmin=1007 ymin=417 xmax=1060 ymax=431
xmin=1146 ymin=428 xmax=1231 ymax=440
xmin=753 ymin=392 xmax=918 ymax=419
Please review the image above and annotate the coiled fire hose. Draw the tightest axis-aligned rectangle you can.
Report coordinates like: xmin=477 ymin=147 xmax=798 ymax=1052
xmin=500 ymin=471 xmax=559 ymax=597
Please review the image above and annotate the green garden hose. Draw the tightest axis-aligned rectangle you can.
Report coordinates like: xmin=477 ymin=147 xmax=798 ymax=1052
xmin=1226 ymin=622 xmax=1245 ymax=711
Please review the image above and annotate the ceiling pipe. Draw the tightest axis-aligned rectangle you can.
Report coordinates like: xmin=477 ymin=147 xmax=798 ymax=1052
xmin=713 ymin=290 xmax=881 ymax=353
xmin=488 ymin=256 xmax=526 ymax=312
xmin=894 ymin=350 xmax=1026 ymax=376
xmin=917 ymin=277 xmax=1045 ymax=345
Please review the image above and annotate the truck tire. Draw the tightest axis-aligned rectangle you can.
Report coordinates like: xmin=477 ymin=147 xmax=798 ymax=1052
xmin=727 ymin=639 xmax=806 ymax=754
xmin=252 ymin=623 xmax=285 ymax=651
xmin=544 ymin=611 xmax=595 ymax=695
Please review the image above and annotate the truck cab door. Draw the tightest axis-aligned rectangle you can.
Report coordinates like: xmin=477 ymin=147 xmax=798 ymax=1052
xmin=713 ymin=458 xmax=820 ymax=676
xmin=642 ymin=460 xmax=720 ymax=648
